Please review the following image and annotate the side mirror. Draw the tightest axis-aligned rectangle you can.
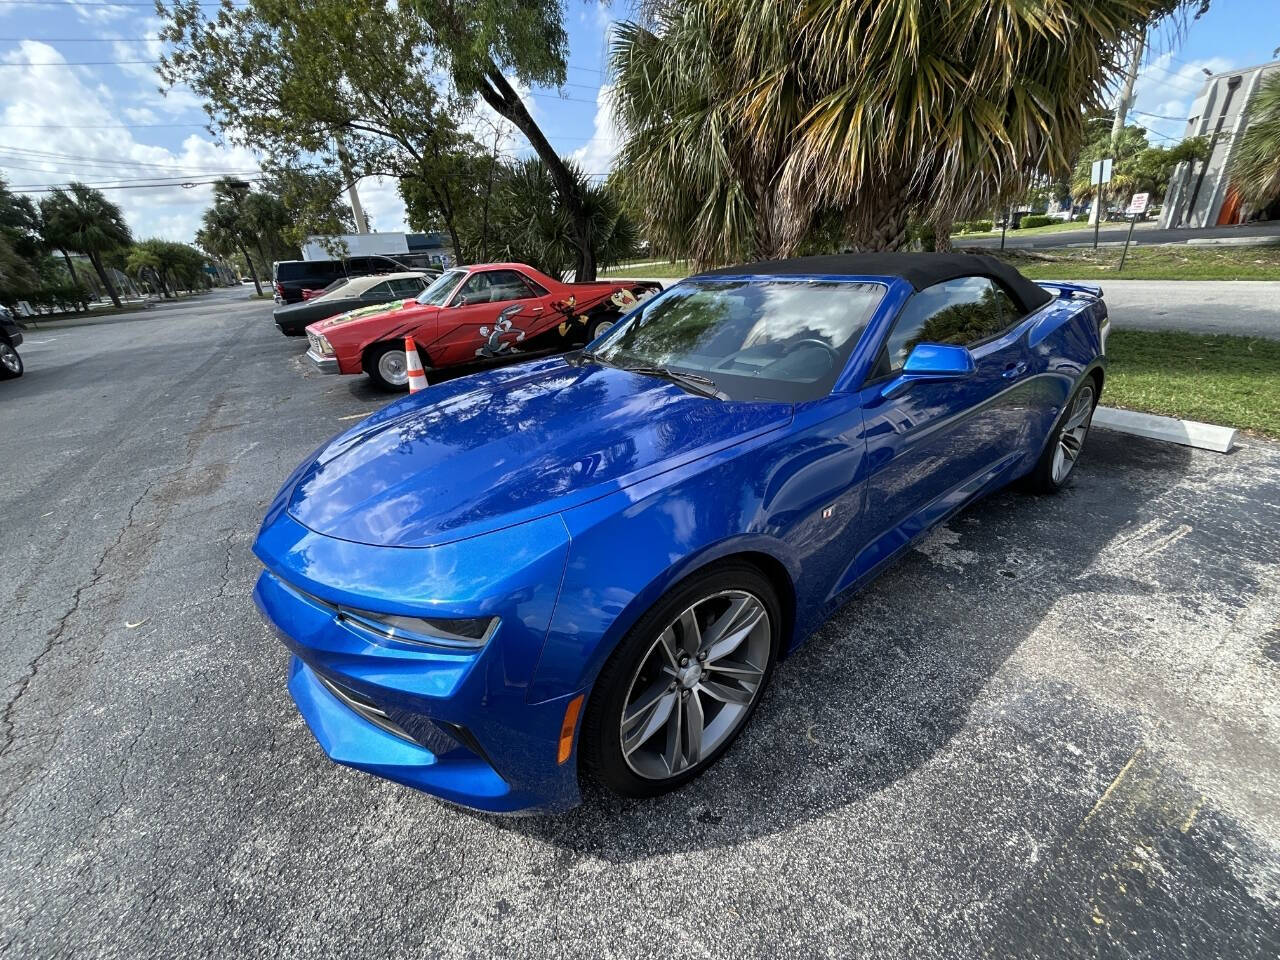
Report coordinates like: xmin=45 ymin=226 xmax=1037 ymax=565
xmin=498 ymin=304 xmax=525 ymax=323
xmin=881 ymin=343 xmax=975 ymax=398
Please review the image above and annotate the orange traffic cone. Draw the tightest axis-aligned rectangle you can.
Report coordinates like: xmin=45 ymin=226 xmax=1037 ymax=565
xmin=405 ymin=337 xmax=428 ymax=393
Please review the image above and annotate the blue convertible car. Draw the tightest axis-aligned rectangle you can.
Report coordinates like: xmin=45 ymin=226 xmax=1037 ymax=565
xmin=253 ymin=253 xmax=1109 ymax=813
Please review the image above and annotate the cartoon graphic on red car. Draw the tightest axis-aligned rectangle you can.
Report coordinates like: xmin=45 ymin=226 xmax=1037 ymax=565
xmin=304 ymin=263 xmax=661 ymax=390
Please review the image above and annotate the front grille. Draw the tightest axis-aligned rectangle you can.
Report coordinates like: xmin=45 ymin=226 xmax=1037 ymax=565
xmin=315 ymin=672 xmax=415 ymax=743
xmin=307 ymin=332 xmax=324 ymax=354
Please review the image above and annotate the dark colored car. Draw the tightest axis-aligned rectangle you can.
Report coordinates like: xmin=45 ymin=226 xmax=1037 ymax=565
xmin=272 ymin=255 xmax=438 ymax=305
xmin=0 ymin=305 xmax=24 ymax=380
xmin=273 ymin=272 xmax=430 ymax=336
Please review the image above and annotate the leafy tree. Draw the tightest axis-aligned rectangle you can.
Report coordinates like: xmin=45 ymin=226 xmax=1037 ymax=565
xmin=459 ymin=158 xmax=641 ymax=279
xmin=39 ymin=183 xmax=133 ymax=308
xmin=261 ymin=162 xmax=355 ymax=251
xmin=198 ymin=179 xmax=268 ymax=296
xmin=1229 ymin=71 xmax=1280 ymax=208
xmin=160 ymin=0 xmax=485 ymax=268
xmin=160 ymin=0 xmax=607 ymax=279
xmin=0 ymin=233 xmax=38 ymax=306
xmin=611 ymin=0 xmax=1195 ymax=263
xmin=127 ymin=239 xmax=211 ymax=297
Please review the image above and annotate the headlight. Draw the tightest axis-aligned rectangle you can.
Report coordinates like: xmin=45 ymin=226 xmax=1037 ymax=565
xmin=338 ymin=607 xmax=498 ymax=650
xmin=317 ymin=334 xmax=334 ymax=356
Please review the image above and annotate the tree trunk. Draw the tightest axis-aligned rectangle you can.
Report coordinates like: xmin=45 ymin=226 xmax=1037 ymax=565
xmin=932 ymin=214 xmax=954 ymax=252
xmin=477 ymin=65 xmax=596 ymax=281
xmin=89 ymin=251 xmax=122 ymax=308
xmin=427 ymin=181 xmax=465 ymax=266
xmin=58 ymin=249 xmax=88 ymax=311
xmin=239 ymin=242 xmax=264 ymax=298
xmin=844 ymin=185 xmax=914 ymax=252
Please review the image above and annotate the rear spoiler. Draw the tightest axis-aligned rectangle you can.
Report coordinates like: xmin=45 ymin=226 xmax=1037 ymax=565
xmin=1037 ymin=281 xmax=1103 ymax=300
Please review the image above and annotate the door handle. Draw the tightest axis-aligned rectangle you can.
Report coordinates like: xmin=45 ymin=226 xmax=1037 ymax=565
xmin=1002 ymin=361 xmax=1028 ymax=379
xmin=531 ymin=306 xmax=544 ymax=314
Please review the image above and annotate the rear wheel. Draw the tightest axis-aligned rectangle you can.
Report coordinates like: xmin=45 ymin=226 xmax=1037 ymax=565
xmin=1027 ymin=377 xmax=1098 ymax=492
xmin=581 ymin=563 xmax=781 ymax=798
xmin=0 ymin=339 xmax=22 ymax=380
xmin=365 ymin=341 xmax=423 ymax=392
xmin=584 ymin=312 xmax=621 ymax=342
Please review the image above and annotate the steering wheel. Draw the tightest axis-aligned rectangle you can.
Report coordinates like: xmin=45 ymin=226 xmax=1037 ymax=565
xmin=785 ymin=338 xmax=839 ymax=371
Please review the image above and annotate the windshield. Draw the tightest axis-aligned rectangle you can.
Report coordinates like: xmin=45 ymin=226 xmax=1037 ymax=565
xmin=416 ymin=269 xmax=466 ymax=306
xmin=591 ymin=279 xmax=884 ymax=402
xmin=314 ymin=278 xmax=350 ymax=300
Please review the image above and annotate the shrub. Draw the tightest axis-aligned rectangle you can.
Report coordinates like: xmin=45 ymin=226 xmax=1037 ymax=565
xmin=1072 ymin=213 xmax=1089 ymax=222
xmin=971 ymin=219 xmax=993 ymax=232
xmin=1020 ymin=214 xmax=1057 ymax=229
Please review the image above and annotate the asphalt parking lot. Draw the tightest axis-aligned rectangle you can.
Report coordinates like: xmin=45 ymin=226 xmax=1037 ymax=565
xmin=2 ymin=288 xmax=1278 ymax=959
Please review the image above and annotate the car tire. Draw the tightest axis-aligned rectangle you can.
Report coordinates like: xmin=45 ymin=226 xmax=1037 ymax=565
xmin=1026 ymin=375 xmax=1099 ymax=493
xmin=0 ymin=339 xmax=23 ymax=380
xmin=364 ymin=341 xmax=426 ymax=392
xmin=584 ymin=312 xmax=621 ymax=343
xmin=580 ymin=562 xmax=782 ymax=799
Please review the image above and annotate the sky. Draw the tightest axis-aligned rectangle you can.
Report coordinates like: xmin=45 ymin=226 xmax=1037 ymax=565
xmin=0 ymin=0 xmax=1275 ymax=245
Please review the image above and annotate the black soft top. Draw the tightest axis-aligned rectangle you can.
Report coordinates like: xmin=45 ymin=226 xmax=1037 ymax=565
xmin=696 ymin=252 xmax=1053 ymax=315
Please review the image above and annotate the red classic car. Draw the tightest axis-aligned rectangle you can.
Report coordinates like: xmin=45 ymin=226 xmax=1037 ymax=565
xmin=304 ymin=263 xmax=662 ymax=390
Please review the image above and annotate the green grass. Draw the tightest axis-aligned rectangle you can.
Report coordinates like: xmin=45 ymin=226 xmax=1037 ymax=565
xmin=1103 ymin=330 xmax=1280 ymax=437
xmin=954 ymin=218 xmax=1097 ymax=239
xmin=601 ymin=260 xmax=694 ymax=279
xmin=999 ymin=244 xmax=1280 ymax=281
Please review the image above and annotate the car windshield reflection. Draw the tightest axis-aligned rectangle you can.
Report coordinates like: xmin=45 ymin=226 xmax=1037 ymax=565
xmin=592 ymin=279 xmax=885 ymax=403
xmin=416 ymin=269 xmax=467 ymax=306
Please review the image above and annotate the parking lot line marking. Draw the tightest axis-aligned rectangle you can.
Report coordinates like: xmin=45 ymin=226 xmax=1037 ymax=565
xmin=1081 ymin=746 xmax=1144 ymax=828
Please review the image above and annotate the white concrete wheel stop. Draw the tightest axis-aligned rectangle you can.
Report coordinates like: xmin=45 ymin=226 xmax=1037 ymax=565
xmin=1092 ymin=406 xmax=1237 ymax=453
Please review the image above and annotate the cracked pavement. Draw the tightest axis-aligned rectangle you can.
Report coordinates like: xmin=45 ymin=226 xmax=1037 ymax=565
xmin=1 ymin=287 xmax=1278 ymax=958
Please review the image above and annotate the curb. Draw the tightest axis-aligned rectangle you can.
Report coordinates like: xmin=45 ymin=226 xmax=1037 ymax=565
xmin=1093 ymin=406 xmax=1236 ymax=453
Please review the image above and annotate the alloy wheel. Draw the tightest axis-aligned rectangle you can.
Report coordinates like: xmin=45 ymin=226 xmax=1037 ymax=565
xmin=378 ymin=350 xmax=408 ymax=387
xmin=594 ymin=319 xmax=615 ymax=336
xmin=0 ymin=343 xmax=18 ymax=374
xmin=619 ymin=589 xmax=771 ymax=780
xmin=1051 ymin=384 xmax=1095 ymax=485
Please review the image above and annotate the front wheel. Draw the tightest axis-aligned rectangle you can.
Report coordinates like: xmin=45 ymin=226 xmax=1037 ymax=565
xmin=580 ymin=563 xmax=781 ymax=799
xmin=0 ymin=339 xmax=22 ymax=380
xmin=364 ymin=341 xmax=424 ymax=392
xmin=1027 ymin=377 xmax=1098 ymax=492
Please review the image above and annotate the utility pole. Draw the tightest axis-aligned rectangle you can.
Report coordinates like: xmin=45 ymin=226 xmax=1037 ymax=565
xmin=336 ymin=138 xmax=369 ymax=234
xmin=1110 ymin=33 xmax=1145 ymax=144
xmin=1092 ymin=32 xmax=1144 ymax=228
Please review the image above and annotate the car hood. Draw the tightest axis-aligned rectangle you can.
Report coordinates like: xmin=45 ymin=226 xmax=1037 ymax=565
xmin=285 ymin=357 xmax=792 ymax=547
xmin=312 ymin=299 xmax=422 ymax=332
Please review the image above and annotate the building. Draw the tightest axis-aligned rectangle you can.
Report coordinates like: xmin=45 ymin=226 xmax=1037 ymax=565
xmin=1161 ymin=59 xmax=1280 ymax=229
xmin=300 ymin=231 xmax=454 ymax=266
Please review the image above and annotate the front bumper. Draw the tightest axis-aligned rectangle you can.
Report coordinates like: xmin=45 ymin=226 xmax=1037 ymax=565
xmin=306 ymin=348 xmax=339 ymax=374
xmin=251 ymin=512 xmax=581 ymax=813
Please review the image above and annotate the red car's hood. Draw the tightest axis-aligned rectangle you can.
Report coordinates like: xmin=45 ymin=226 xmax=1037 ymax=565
xmin=309 ymin=299 xmax=430 ymax=336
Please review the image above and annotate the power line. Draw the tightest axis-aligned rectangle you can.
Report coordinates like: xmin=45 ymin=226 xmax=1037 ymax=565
xmin=8 ymin=175 xmax=263 ymax=194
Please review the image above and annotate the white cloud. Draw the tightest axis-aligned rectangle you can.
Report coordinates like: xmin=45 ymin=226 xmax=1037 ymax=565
xmin=1128 ymin=52 xmax=1236 ymax=142
xmin=350 ymin=176 xmax=408 ymax=233
xmin=570 ymin=83 xmax=620 ymax=176
xmin=0 ymin=41 xmax=260 ymax=243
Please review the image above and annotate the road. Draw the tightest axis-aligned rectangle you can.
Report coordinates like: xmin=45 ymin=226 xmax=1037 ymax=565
xmin=961 ymin=220 xmax=1280 ymax=250
xmin=2 ymin=291 xmax=1279 ymax=958
xmin=1095 ymin=279 xmax=1280 ymax=339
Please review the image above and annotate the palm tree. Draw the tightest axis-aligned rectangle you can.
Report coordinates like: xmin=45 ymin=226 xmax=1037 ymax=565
xmin=478 ymin=158 xmax=640 ymax=279
xmin=40 ymin=184 xmax=133 ymax=308
xmin=1229 ymin=72 xmax=1280 ymax=209
xmin=611 ymin=0 xmax=1194 ymax=263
